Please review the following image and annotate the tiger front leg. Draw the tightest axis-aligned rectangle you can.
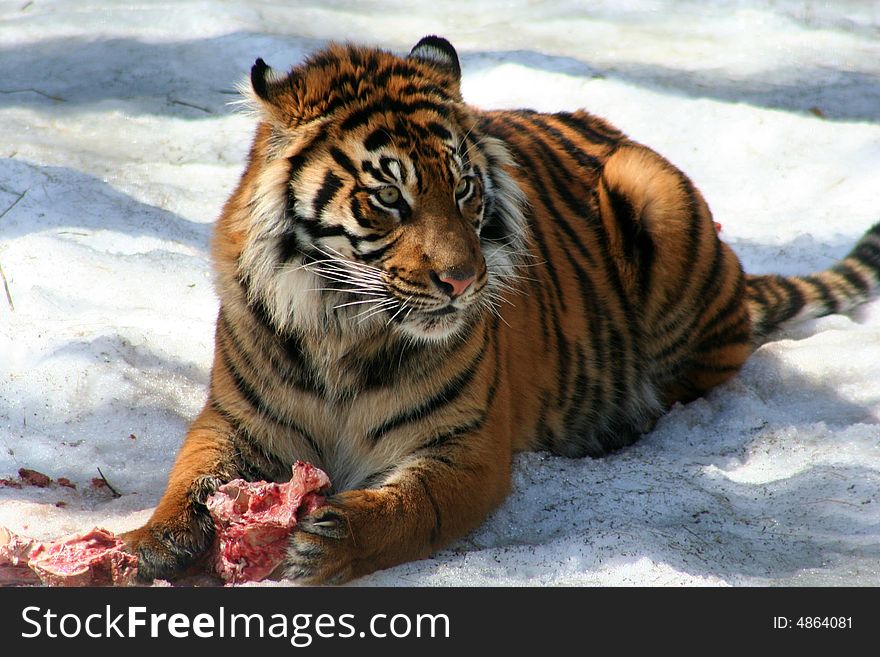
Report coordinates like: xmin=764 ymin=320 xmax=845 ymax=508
xmin=288 ymin=432 xmax=513 ymax=584
xmin=122 ymin=405 xmax=237 ymax=581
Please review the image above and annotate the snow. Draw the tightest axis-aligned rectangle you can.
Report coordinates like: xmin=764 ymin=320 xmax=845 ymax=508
xmin=1 ymin=0 xmax=879 ymax=587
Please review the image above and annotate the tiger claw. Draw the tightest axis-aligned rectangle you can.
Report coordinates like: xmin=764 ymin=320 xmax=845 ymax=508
xmin=298 ymin=508 xmax=347 ymax=539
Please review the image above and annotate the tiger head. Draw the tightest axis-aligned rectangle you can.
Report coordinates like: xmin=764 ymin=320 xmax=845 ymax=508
xmin=227 ymin=36 xmax=527 ymax=342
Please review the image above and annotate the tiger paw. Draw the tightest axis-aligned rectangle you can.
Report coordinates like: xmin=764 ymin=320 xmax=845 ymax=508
xmin=121 ymin=513 xmax=214 ymax=582
xmin=287 ymin=502 xmax=357 ymax=585
xmin=286 ymin=488 xmax=389 ymax=585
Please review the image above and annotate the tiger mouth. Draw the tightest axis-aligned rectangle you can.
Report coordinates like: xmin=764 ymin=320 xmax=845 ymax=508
xmin=388 ymin=303 xmax=461 ymax=323
xmin=424 ymin=306 xmax=458 ymax=316
xmin=387 ymin=297 xmax=477 ymax=341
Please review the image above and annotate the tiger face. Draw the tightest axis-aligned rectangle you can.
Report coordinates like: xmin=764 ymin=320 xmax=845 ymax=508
xmin=235 ymin=40 xmax=527 ymax=342
xmin=294 ymin=114 xmax=491 ymax=341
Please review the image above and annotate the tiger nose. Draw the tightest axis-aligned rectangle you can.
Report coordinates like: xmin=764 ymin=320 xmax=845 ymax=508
xmin=431 ymin=269 xmax=477 ymax=298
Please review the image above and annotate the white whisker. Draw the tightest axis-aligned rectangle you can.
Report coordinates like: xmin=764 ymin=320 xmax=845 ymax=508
xmin=356 ymin=300 xmax=398 ymax=323
xmin=333 ymin=297 xmax=392 ymax=310
xmin=316 ymin=245 xmax=385 ymax=274
xmin=308 ymin=287 xmax=387 ymax=297
xmin=386 ymin=295 xmax=413 ymax=325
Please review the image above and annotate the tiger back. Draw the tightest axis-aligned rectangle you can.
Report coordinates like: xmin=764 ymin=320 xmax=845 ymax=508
xmin=123 ymin=36 xmax=880 ymax=584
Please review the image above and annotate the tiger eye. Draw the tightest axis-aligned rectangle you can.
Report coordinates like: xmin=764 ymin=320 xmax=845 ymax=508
xmin=455 ymin=177 xmax=469 ymax=196
xmin=378 ymin=186 xmax=400 ymax=205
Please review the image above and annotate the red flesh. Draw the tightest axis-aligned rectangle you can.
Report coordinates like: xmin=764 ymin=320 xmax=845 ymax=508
xmin=206 ymin=461 xmax=330 ymax=583
xmin=0 ymin=461 xmax=330 ymax=586
xmin=1 ymin=526 xmax=137 ymax=586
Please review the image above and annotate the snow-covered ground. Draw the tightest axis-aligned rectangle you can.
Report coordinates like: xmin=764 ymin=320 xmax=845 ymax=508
xmin=1 ymin=0 xmax=879 ymax=586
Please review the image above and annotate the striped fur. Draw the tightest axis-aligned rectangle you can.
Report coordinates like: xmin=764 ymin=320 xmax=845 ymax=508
xmin=747 ymin=224 xmax=880 ymax=336
xmin=124 ymin=37 xmax=880 ymax=583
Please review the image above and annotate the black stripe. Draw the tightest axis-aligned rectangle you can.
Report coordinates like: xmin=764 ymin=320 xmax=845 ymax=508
xmin=288 ymin=124 xmax=329 ymax=180
xmin=351 ymin=338 xmax=427 ymax=389
xmin=306 ymin=50 xmax=345 ymax=71
xmin=238 ymin=282 xmax=275 ymax=330
xmin=208 ymin=398 xmax=284 ymax=481
xmin=420 ymin=453 xmax=456 ymax=467
xmin=360 ymin=235 xmax=400 ymax=263
xmin=215 ymin=331 xmax=324 ymax=459
xmin=520 ymin=113 xmax=603 ymax=170
xmin=485 ymin=116 xmax=619 ymax=397
xmin=553 ymin=321 xmax=571 ymax=409
xmin=635 ymin=226 xmax=656 ymax=297
xmin=520 ymin=244 xmax=565 ymax=343
xmin=295 ymin=210 xmax=386 ymax=254
xmin=502 ymin=114 xmax=637 ymax=357
xmin=484 ymin=123 xmax=612 ymax=417
xmin=414 ymin=472 xmax=443 ymax=544
xmin=533 ymin=391 xmax=552 ymax=450
xmin=689 ymin=361 xmax=743 ymax=374
xmin=485 ymin=314 xmax=503 ymax=408
xmin=426 ymin=121 xmax=452 ymax=141
xmin=417 ymin=416 xmax=486 ymax=453
xmin=367 ymin=326 xmax=490 ymax=442
xmin=282 ymin=129 xmax=333 ymax=261
xmin=457 ymin=136 xmax=472 ymax=167
xmin=349 ymin=195 xmax=372 ymax=229
xmin=511 ymin=118 xmax=634 ymax=320
xmin=398 ymin=81 xmax=453 ymax=102
xmin=229 ymin=286 xmax=325 ymax=398
xmin=559 ymin=244 xmax=613 ymax=422
xmin=330 ymin=147 xmax=360 ymax=179
xmin=363 ymin=129 xmax=392 ymax=152
xmin=654 ymin=178 xmax=706 ymax=320
xmin=373 ymin=63 xmax=448 ymax=91
xmin=298 ymin=219 xmax=348 ymax=241
xmin=747 ymin=276 xmax=769 ymax=306
xmin=851 ymin=240 xmax=880 ymax=271
xmin=777 ymin=276 xmax=807 ymax=320
xmin=655 ymin=235 xmax=725 ymax=353
xmin=279 ymin=228 xmax=303 ymax=263
xmin=802 ymin=274 xmax=839 ymax=313
xmin=479 ymin=170 xmax=515 ymax=243
xmin=528 ymin=265 xmax=551 ymax=344
xmin=361 ymin=160 xmax=392 ymax=183
xmin=551 ymin=111 xmax=619 ymax=145
xmin=562 ymin=345 xmax=591 ymax=439
xmin=702 ymin=322 xmax=751 ymax=347
xmin=380 ymin=156 xmax=405 ymax=183
xmin=606 ymin=186 xmax=640 ymax=262
xmin=832 ymin=262 xmax=870 ymax=293
xmin=605 ymin=182 xmax=656 ymax=297
xmin=341 ymin=99 xmax=450 ymax=132
xmin=217 ymin=321 xmax=280 ymax=415
xmin=652 ymin=244 xmax=728 ymax=369
xmin=697 ymin=271 xmax=745 ymax=333
xmin=312 ymin=170 xmax=343 ymax=220
xmin=346 ymin=48 xmax=363 ymax=70
xmin=477 ymin=119 xmax=567 ymax=307
xmin=276 ymin=331 xmax=328 ymax=397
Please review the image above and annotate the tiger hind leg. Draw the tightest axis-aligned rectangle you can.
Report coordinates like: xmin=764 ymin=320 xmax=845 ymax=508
xmin=663 ymin=330 xmax=753 ymax=407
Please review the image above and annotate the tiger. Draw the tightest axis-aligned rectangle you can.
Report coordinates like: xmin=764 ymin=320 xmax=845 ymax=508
xmin=122 ymin=36 xmax=880 ymax=584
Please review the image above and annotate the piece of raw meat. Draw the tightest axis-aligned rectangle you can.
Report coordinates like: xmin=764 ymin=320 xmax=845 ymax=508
xmin=0 ymin=461 xmax=330 ymax=586
xmin=0 ymin=526 xmax=137 ymax=586
xmin=206 ymin=461 xmax=330 ymax=583
xmin=0 ymin=527 xmax=41 ymax=585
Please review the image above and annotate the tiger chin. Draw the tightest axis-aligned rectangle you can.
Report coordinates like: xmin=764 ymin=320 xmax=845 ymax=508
xmin=123 ymin=36 xmax=880 ymax=584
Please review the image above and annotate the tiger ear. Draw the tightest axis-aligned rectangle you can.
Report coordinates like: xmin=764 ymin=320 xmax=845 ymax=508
xmin=408 ymin=36 xmax=461 ymax=80
xmin=248 ymin=58 xmax=302 ymax=127
xmin=250 ymin=58 xmax=287 ymax=103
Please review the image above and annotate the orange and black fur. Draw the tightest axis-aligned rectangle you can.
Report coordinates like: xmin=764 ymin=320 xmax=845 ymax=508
xmin=124 ymin=37 xmax=880 ymax=583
